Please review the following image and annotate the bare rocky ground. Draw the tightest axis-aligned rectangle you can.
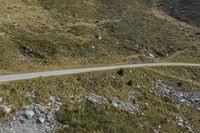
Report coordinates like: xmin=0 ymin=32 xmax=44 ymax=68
xmin=0 ymin=93 xmax=140 ymax=133
xmin=155 ymin=80 xmax=200 ymax=133
xmin=0 ymin=96 xmax=62 ymax=133
xmin=155 ymin=80 xmax=200 ymax=109
xmin=76 ymin=93 xmax=140 ymax=112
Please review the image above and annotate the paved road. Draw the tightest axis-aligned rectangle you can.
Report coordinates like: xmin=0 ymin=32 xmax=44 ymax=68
xmin=0 ymin=63 xmax=200 ymax=82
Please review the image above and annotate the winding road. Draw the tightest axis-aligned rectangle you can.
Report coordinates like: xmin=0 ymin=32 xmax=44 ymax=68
xmin=0 ymin=63 xmax=200 ymax=82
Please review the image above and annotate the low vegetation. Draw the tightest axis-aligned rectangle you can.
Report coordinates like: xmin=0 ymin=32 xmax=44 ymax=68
xmin=0 ymin=66 xmax=199 ymax=132
xmin=0 ymin=0 xmax=200 ymax=73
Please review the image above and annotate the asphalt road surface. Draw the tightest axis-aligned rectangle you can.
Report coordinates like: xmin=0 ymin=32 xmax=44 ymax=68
xmin=0 ymin=63 xmax=200 ymax=82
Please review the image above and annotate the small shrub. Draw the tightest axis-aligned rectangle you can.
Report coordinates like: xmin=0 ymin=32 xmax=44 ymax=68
xmin=117 ymin=68 xmax=124 ymax=76
xmin=127 ymin=80 xmax=133 ymax=86
xmin=177 ymin=82 xmax=182 ymax=87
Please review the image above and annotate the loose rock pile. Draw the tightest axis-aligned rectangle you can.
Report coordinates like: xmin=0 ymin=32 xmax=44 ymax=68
xmin=155 ymin=80 xmax=200 ymax=109
xmin=86 ymin=93 xmax=110 ymax=105
xmin=76 ymin=93 xmax=139 ymax=112
xmin=112 ymin=99 xmax=139 ymax=112
xmin=0 ymin=96 xmax=62 ymax=133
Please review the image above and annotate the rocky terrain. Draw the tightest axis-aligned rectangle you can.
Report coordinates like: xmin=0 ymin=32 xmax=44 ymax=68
xmin=0 ymin=65 xmax=200 ymax=132
xmin=0 ymin=93 xmax=140 ymax=133
xmin=155 ymin=80 xmax=200 ymax=109
xmin=0 ymin=96 xmax=62 ymax=133
xmin=0 ymin=0 xmax=199 ymax=131
xmin=77 ymin=93 xmax=140 ymax=112
xmin=155 ymin=80 xmax=200 ymax=132
xmin=1 ymin=81 xmax=199 ymax=133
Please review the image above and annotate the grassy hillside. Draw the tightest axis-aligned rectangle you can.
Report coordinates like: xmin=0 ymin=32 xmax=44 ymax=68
xmin=0 ymin=66 xmax=200 ymax=132
xmin=0 ymin=0 xmax=200 ymax=73
xmin=158 ymin=0 xmax=200 ymax=28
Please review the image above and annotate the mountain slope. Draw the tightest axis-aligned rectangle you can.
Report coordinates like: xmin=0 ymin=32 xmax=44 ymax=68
xmin=0 ymin=0 xmax=199 ymax=73
xmin=0 ymin=66 xmax=200 ymax=132
xmin=158 ymin=0 xmax=200 ymax=28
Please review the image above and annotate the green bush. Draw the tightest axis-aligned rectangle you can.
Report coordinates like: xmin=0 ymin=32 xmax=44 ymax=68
xmin=117 ymin=68 xmax=124 ymax=76
xmin=127 ymin=80 xmax=133 ymax=86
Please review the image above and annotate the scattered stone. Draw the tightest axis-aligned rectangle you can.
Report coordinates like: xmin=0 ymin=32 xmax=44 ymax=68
xmin=154 ymin=129 xmax=160 ymax=133
xmin=112 ymin=99 xmax=139 ymax=112
xmin=86 ymin=93 xmax=109 ymax=105
xmin=111 ymin=75 xmax=116 ymax=79
xmin=128 ymin=95 xmax=137 ymax=101
xmin=49 ymin=96 xmax=62 ymax=111
xmin=74 ymin=96 xmax=83 ymax=102
xmin=137 ymin=85 xmax=141 ymax=88
xmin=30 ymin=90 xmax=37 ymax=99
xmin=50 ymin=96 xmax=56 ymax=103
xmin=176 ymin=116 xmax=184 ymax=128
xmin=25 ymin=110 xmax=34 ymax=118
xmin=38 ymin=117 xmax=45 ymax=124
xmin=19 ymin=54 xmax=31 ymax=61
xmin=150 ymin=89 xmax=154 ymax=94
xmin=0 ymin=96 xmax=63 ymax=133
xmin=1 ymin=105 xmax=12 ymax=114
xmin=145 ymin=103 xmax=149 ymax=107
xmin=77 ymin=93 xmax=140 ymax=112
xmin=154 ymin=125 xmax=161 ymax=133
xmin=62 ymin=124 xmax=69 ymax=128
xmin=188 ymin=126 xmax=194 ymax=133
xmin=176 ymin=116 xmax=194 ymax=132
xmin=95 ymin=34 xmax=102 ymax=40
xmin=149 ymin=53 xmax=155 ymax=57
